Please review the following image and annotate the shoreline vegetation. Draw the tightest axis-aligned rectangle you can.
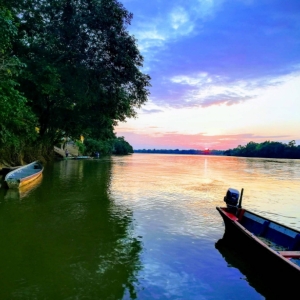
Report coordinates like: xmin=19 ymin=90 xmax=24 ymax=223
xmin=0 ymin=136 xmax=134 ymax=170
xmin=0 ymin=0 xmax=150 ymax=167
xmin=134 ymin=140 xmax=300 ymax=159
xmin=224 ymin=140 xmax=300 ymax=159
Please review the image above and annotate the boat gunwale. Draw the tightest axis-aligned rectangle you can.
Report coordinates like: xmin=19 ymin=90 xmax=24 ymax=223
xmin=19 ymin=168 xmax=43 ymax=183
xmin=219 ymin=206 xmax=300 ymax=238
xmin=217 ymin=206 xmax=300 ymax=272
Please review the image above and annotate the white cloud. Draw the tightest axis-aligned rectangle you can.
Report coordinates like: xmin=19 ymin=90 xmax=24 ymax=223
xmin=126 ymin=0 xmax=222 ymax=62
xmin=141 ymin=108 xmax=164 ymax=114
xmin=168 ymin=72 xmax=300 ymax=108
xmin=170 ymin=6 xmax=193 ymax=33
xmin=171 ymin=73 xmax=211 ymax=86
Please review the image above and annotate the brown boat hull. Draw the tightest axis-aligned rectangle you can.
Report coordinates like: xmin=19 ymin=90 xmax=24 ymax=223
xmin=216 ymin=207 xmax=300 ymax=286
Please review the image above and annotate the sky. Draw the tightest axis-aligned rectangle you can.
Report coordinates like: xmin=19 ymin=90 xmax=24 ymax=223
xmin=115 ymin=0 xmax=300 ymax=150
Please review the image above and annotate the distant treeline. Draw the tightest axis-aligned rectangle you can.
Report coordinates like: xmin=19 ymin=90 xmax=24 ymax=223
xmin=134 ymin=149 xmax=224 ymax=155
xmin=224 ymin=140 xmax=300 ymax=159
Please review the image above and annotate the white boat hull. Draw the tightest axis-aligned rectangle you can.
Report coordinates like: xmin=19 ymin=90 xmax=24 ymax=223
xmin=5 ymin=161 xmax=44 ymax=189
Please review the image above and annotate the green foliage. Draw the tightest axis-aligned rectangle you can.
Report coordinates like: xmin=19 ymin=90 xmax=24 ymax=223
xmin=0 ymin=0 xmax=150 ymax=164
xmin=0 ymin=4 xmax=37 ymax=164
xmin=11 ymin=0 xmax=150 ymax=145
xmin=113 ymin=137 xmax=133 ymax=155
xmin=84 ymin=138 xmax=114 ymax=156
xmin=224 ymin=140 xmax=300 ymax=159
xmin=84 ymin=136 xmax=133 ymax=156
xmin=75 ymin=140 xmax=85 ymax=155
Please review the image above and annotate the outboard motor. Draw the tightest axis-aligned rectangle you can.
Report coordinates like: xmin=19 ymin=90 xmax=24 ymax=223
xmin=224 ymin=188 xmax=240 ymax=211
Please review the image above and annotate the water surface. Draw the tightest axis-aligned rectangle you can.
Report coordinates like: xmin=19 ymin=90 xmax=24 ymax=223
xmin=0 ymin=154 xmax=299 ymax=299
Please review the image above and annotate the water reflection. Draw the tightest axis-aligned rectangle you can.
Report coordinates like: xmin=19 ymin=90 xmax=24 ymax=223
xmin=0 ymin=155 xmax=299 ymax=299
xmin=215 ymin=236 xmax=297 ymax=299
xmin=0 ymin=159 xmax=142 ymax=299
xmin=243 ymin=157 xmax=300 ymax=181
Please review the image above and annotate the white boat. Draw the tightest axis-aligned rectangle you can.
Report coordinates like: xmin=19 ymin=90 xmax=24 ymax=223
xmin=5 ymin=161 xmax=43 ymax=189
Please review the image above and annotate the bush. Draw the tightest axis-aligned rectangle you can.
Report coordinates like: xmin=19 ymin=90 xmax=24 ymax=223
xmin=113 ymin=137 xmax=133 ymax=155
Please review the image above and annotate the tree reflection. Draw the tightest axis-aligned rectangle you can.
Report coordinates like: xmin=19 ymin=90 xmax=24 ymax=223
xmin=0 ymin=159 xmax=142 ymax=299
xmin=55 ymin=159 xmax=143 ymax=299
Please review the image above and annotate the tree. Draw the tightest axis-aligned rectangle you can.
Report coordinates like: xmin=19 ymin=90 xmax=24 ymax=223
xmin=288 ymin=140 xmax=296 ymax=148
xmin=224 ymin=140 xmax=300 ymax=159
xmin=84 ymin=138 xmax=113 ymax=156
xmin=83 ymin=136 xmax=133 ymax=156
xmin=0 ymin=3 xmax=37 ymax=163
xmin=113 ymin=137 xmax=133 ymax=155
xmin=11 ymin=0 xmax=151 ymax=148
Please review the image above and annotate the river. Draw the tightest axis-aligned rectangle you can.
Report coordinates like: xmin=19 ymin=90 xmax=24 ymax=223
xmin=0 ymin=154 xmax=299 ymax=299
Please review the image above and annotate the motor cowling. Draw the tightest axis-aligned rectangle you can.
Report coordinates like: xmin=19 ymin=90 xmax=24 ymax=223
xmin=224 ymin=188 xmax=240 ymax=209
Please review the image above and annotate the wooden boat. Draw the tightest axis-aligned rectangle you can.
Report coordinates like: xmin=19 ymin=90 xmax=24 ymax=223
xmin=5 ymin=174 xmax=43 ymax=199
xmin=4 ymin=161 xmax=43 ymax=189
xmin=216 ymin=188 xmax=300 ymax=283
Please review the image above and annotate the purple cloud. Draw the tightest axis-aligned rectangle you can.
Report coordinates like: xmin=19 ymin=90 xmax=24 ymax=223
xmin=141 ymin=108 xmax=164 ymax=114
xmin=121 ymin=0 xmax=300 ymax=108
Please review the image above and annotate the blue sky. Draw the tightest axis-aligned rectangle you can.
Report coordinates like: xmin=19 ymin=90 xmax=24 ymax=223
xmin=116 ymin=0 xmax=300 ymax=150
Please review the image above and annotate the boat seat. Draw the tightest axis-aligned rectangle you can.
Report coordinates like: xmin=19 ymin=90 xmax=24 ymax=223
xmin=290 ymin=233 xmax=300 ymax=251
xmin=259 ymin=221 xmax=270 ymax=237
xmin=278 ymin=251 xmax=300 ymax=258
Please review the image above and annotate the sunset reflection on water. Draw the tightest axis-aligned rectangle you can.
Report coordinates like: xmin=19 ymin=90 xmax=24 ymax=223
xmin=107 ymin=154 xmax=300 ymax=298
xmin=110 ymin=154 xmax=300 ymax=231
xmin=0 ymin=155 xmax=299 ymax=299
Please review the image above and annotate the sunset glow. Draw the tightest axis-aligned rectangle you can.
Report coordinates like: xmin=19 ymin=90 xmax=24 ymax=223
xmin=116 ymin=0 xmax=300 ymax=150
